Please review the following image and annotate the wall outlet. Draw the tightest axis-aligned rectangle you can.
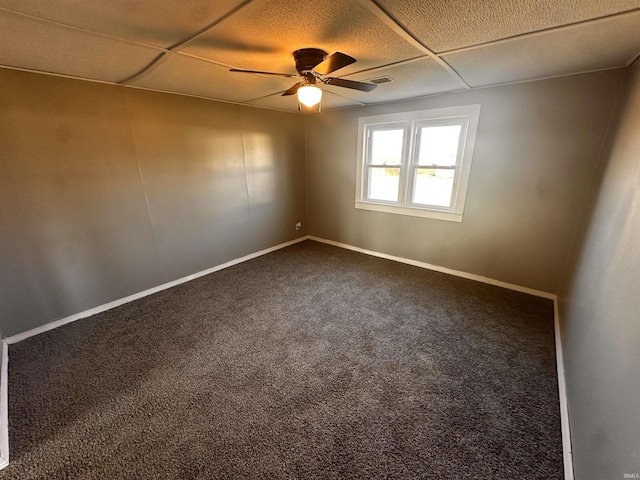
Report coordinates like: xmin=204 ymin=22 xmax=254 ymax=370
xmin=295 ymin=221 xmax=302 ymax=231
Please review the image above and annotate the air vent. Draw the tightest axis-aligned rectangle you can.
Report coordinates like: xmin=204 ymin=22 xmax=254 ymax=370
xmin=369 ymin=76 xmax=394 ymax=85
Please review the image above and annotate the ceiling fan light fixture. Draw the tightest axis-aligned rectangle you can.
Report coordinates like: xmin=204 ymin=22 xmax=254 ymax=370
xmin=230 ymin=49 xmax=375 ymax=108
xmin=298 ymin=85 xmax=322 ymax=107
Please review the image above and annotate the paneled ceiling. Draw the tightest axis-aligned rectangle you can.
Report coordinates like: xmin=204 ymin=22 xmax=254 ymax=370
xmin=1 ymin=0 xmax=639 ymax=113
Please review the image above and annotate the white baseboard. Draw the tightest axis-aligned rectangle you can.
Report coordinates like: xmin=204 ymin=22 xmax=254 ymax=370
xmin=5 ymin=236 xmax=308 ymax=345
xmin=0 ymin=340 xmax=9 ymax=470
xmin=1 ymin=234 xmax=575 ymax=478
xmin=553 ymin=300 xmax=575 ymax=480
xmin=307 ymin=236 xmax=556 ymax=299
xmin=307 ymin=235 xmax=574 ymax=479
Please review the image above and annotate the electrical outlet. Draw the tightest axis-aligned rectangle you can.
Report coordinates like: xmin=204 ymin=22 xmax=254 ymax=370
xmin=295 ymin=221 xmax=302 ymax=231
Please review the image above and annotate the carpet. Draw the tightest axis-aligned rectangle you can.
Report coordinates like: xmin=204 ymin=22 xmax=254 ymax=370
xmin=3 ymin=240 xmax=563 ymax=479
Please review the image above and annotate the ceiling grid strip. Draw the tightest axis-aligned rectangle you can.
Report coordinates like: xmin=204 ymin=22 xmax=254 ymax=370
xmin=0 ymin=0 xmax=637 ymax=111
xmin=355 ymin=0 xmax=472 ymax=89
xmin=626 ymin=50 xmax=640 ymax=67
xmin=0 ymin=6 xmax=168 ymax=52
xmin=339 ymin=55 xmax=429 ymax=79
xmin=436 ymin=8 xmax=640 ymax=57
xmin=119 ymin=0 xmax=261 ymax=85
xmin=166 ymin=0 xmax=259 ymax=51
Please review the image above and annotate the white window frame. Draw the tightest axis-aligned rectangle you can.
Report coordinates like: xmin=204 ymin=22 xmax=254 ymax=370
xmin=355 ymin=105 xmax=480 ymax=222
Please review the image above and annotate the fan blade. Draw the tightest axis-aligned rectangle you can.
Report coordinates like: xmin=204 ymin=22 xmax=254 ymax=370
xmin=229 ymin=68 xmax=298 ymax=78
xmin=281 ymin=82 xmax=303 ymax=96
xmin=313 ymin=52 xmax=356 ymax=75
xmin=324 ymin=77 xmax=377 ymax=92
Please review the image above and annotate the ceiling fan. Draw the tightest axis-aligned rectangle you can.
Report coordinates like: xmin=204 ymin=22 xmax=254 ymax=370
xmin=229 ymin=48 xmax=377 ymax=108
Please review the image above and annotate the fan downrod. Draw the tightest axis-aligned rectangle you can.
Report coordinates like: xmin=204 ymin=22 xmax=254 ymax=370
xmin=293 ymin=48 xmax=327 ymax=75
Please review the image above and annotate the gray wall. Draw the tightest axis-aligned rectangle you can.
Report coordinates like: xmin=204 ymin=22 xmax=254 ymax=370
xmin=0 ymin=69 xmax=306 ymax=337
xmin=306 ymin=70 xmax=625 ymax=293
xmin=3 ymin=64 xmax=638 ymax=479
xmin=558 ymin=62 xmax=640 ymax=480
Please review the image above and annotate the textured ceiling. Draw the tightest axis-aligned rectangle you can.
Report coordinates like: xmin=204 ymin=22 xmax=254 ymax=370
xmin=376 ymin=0 xmax=640 ymax=52
xmin=0 ymin=0 xmax=248 ymax=48
xmin=0 ymin=0 xmax=639 ymax=112
xmin=443 ymin=11 xmax=640 ymax=87
xmin=181 ymin=0 xmax=424 ymax=75
xmin=333 ymin=58 xmax=469 ymax=104
xmin=0 ymin=9 xmax=162 ymax=82
xmin=129 ymin=53 xmax=294 ymax=104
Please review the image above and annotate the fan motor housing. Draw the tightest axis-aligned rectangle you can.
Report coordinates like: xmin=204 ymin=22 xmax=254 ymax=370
xmin=293 ymin=48 xmax=327 ymax=74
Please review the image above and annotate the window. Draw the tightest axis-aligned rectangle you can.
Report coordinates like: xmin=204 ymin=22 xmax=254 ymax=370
xmin=355 ymin=105 xmax=480 ymax=222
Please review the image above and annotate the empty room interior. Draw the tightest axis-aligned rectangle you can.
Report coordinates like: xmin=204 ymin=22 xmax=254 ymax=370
xmin=0 ymin=1 xmax=639 ymax=479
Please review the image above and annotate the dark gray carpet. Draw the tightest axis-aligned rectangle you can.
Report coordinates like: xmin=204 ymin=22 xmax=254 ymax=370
xmin=3 ymin=240 xmax=563 ymax=479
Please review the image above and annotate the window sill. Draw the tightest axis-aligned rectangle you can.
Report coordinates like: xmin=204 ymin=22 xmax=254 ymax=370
xmin=355 ymin=201 xmax=463 ymax=222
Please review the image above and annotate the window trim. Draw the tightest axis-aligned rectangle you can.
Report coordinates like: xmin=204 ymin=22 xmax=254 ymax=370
xmin=362 ymin=122 xmax=409 ymax=204
xmin=355 ymin=105 xmax=481 ymax=222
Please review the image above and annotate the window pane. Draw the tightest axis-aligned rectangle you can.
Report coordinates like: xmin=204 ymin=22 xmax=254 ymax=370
xmin=413 ymin=168 xmax=454 ymax=207
xmin=368 ymin=167 xmax=400 ymax=202
xmin=417 ymin=125 xmax=461 ymax=166
xmin=370 ymin=129 xmax=404 ymax=165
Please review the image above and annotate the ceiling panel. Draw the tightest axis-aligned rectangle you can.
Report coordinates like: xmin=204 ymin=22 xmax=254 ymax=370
xmin=128 ymin=53 xmax=294 ymax=104
xmin=0 ymin=0 xmax=248 ymax=48
xmin=376 ymin=0 xmax=640 ymax=53
xmin=442 ymin=11 xmax=640 ymax=88
xmin=246 ymin=90 xmax=363 ymax=112
xmin=180 ymin=0 xmax=423 ymax=76
xmin=0 ymin=10 xmax=162 ymax=83
xmin=330 ymin=58 xmax=468 ymax=104
xmin=1 ymin=0 xmax=638 ymax=113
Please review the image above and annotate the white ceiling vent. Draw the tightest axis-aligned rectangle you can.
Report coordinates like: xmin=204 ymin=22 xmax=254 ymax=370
xmin=368 ymin=76 xmax=395 ymax=85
